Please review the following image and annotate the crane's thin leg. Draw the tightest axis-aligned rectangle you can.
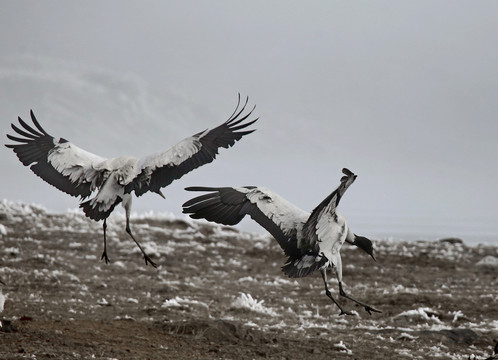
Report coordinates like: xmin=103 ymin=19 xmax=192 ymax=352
xmin=338 ymin=282 xmax=381 ymax=315
xmin=101 ymin=218 xmax=111 ymax=264
xmin=125 ymin=217 xmax=157 ymax=268
xmin=321 ymin=269 xmax=353 ymax=316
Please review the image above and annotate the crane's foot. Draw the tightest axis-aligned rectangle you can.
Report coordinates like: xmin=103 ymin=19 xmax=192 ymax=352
xmin=364 ymin=305 xmax=382 ymax=315
xmin=101 ymin=251 xmax=111 ymax=264
xmin=338 ymin=283 xmax=381 ymax=315
xmin=143 ymin=254 xmax=157 ymax=268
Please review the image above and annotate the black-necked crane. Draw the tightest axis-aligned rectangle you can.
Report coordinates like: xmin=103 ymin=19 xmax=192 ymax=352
xmin=182 ymin=168 xmax=380 ymax=315
xmin=5 ymin=95 xmax=258 ymax=268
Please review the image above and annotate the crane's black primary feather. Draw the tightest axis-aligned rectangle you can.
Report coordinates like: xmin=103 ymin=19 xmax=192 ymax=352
xmin=5 ymin=111 xmax=93 ymax=198
xmin=183 ymin=186 xmax=301 ymax=259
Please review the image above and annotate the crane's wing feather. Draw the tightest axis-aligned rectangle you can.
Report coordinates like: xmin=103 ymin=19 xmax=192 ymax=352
xmin=301 ymin=168 xmax=357 ymax=247
xmin=128 ymin=95 xmax=258 ymax=197
xmin=5 ymin=110 xmax=106 ymax=199
xmin=183 ymin=186 xmax=309 ymax=259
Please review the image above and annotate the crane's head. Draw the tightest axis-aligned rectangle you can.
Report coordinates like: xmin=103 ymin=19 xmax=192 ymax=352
xmin=353 ymin=234 xmax=376 ymax=262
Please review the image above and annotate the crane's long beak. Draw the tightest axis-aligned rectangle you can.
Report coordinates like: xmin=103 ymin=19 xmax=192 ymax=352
xmin=370 ymin=250 xmax=377 ymax=262
xmin=156 ymin=190 xmax=166 ymax=199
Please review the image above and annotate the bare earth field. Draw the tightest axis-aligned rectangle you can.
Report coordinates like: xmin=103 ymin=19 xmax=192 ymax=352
xmin=0 ymin=201 xmax=497 ymax=359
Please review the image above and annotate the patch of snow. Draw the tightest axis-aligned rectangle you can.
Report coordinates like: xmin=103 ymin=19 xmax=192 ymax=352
xmin=161 ymin=298 xmax=181 ymax=308
xmin=397 ymin=332 xmax=418 ymax=341
xmin=4 ymin=247 xmax=19 ymax=255
xmin=390 ymin=284 xmax=420 ymax=294
xmin=476 ymin=256 xmax=498 ymax=267
xmin=0 ymin=224 xmax=7 ymax=236
xmin=161 ymin=296 xmax=210 ymax=311
xmin=333 ymin=341 xmax=353 ymax=355
xmin=97 ymin=298 xmax=110 ymax=306
xmin=0 ymin=289 xmax=5 ymax=312
xmin=395 ymin=307 xmax=442 ymax=323
xmin=112 ymin=261 xmax=127 ymax=269
xmin=281 ymin=296 xmax=295 ymax=304
xmin=231 ymin=293 xmax=278 ymax=316
xmin=451 ymin=310 xmax=465 ymax=323
xmin=125 ymin=210 xmax=177 ymax=221
xmin=193 ymin=243 xmax=206 ymax=252
xmin=263 ymin=278 xmax=299 ymax=287
xmin=228 ymin=258 xmax=242 ymax=267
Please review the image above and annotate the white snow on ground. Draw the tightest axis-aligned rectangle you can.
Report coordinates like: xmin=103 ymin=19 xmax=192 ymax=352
xmin=476 ymin=255 xmax=498 ymax=267
xmin=161 ymin=296 xmax=210 ymax=311
xmin=230 ymin=293 xmax=278 ymax=316
xmin=0 ymin=224 xmax=7 ymax=236
xmin=0 ymin=289 xmax=5 ymax=312
xmin=333 ymin=340 xmax=353 ymax=355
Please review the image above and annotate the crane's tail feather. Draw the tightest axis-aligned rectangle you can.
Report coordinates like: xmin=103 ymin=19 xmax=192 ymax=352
xmin=80 ymin=197 xmax=122 ymax=221
xmin=281 ymin=254 xmax=327 ymax=278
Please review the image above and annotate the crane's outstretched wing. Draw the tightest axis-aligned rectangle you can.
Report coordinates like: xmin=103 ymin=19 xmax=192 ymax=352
xmin=301 ymin=168 xmax=357 ymax=247
xmin=5 ymin=111 xmax=106 ymax=199
xmin=128 ymin=95 xmax=258 ymax=197
xmin=183 ymin=186 xmax=309 ymax=260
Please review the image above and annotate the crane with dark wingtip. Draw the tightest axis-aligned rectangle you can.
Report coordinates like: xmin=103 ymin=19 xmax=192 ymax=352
xmin=183 ymin=168 xmax=380 ymax=315
xmin=5 ymin=95 xmax=258 ymax=267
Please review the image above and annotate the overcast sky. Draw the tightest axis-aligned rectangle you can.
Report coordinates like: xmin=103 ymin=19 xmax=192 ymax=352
xmin=1 ymin=1 xmax=497 ymax=243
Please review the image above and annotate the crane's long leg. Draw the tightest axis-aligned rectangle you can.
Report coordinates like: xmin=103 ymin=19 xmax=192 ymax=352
xmin=125 ymin=217 xmax=157 ymax=268
xmin=338 ymin=282 xmax=381 ymax=315
xmin=321 ymin=269 xmax=353 ymax=316
xmin=101 ymin=218 xmax=111 ymax=264
xmin=121 ymin=194 xmax=157 ymax=268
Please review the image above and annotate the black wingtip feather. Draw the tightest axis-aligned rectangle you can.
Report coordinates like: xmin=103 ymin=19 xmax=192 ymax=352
xmin=227 ymin=104 xmax=256 ymax=127
xmin=17 ymin=116 xmax=44 ymax=138
xmin=226 ymin=96 xmax=249 ymax=124
xmin=11 ymin=123 xmax=39 ymax=140
xmin=229 ymin=118 xmax=259 ymax=131
xmin=30 ymin=110 xmax=50 ymax=136
xmin=6 ymin=134 xmax=30 ymax=144
xmin=225 ymin=93 xmax=242 ymax=122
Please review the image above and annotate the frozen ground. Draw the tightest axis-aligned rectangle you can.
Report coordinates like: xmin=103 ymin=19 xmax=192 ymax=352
xmin=0 ymin=200 xmax=497 ymax=359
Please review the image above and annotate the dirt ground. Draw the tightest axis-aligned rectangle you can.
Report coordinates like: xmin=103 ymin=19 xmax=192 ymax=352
xmin=0 ymin=202 xmax=497 ymax=359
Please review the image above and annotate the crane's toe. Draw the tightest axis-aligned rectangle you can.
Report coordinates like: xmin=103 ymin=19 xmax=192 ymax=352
xmin=144 ymin=255 xmax=158 ymax=268
xmin=365 ymin=305 xmax=382 ymax=315
xmin=101 ymin=251 xmax=111 ymax=264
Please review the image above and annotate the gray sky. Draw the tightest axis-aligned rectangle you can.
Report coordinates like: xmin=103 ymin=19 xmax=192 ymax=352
xmin=1 ymin=1 xmax=497 ymax=243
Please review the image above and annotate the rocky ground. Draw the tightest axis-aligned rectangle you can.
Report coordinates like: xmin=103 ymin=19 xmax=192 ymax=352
xmin=0 ymin=200 xmax=497 ymax=359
